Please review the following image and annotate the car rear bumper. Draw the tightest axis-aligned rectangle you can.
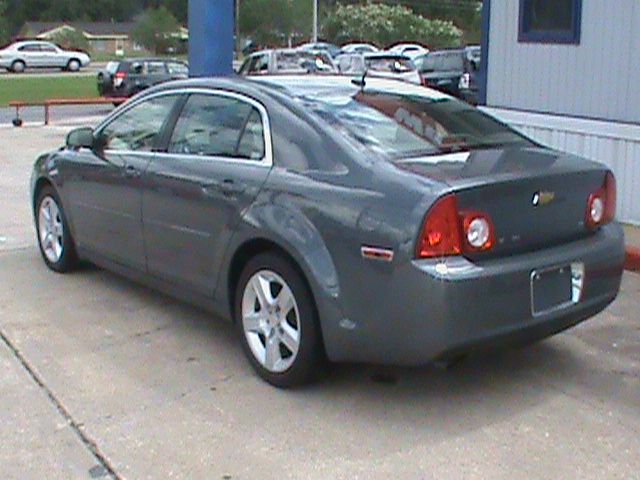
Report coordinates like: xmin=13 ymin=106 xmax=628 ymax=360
xmin=324 ymin=223 xmax=625 ymax=365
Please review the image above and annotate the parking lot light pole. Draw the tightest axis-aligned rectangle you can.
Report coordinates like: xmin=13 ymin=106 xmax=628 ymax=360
xmin=188 ymin=0 xmax=234 ymax=76
xmin=312 ymin=0 xmax=318 ymax=43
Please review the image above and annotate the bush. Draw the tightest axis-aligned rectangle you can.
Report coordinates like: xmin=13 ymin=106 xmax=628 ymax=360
xmin=132 ymin=7 xmax=180 ymax=54
xmin=323 ymin=2 xmax=462 ymax=49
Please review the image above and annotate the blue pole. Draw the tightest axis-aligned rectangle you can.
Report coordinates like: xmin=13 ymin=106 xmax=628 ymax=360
xmin=189 ymin=0 xmax=234 ymax=77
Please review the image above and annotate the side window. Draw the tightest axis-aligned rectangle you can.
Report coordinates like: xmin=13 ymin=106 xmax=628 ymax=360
xmin=249 ymin=54 xmax=269 ymax=74
xmin=18 ymin=44 xmax=40 ymax=52
xmin=167 ymin=62 xmax=188 ymax=76
xmin=100 ymin=95 xmax=178 ymax=152
xmin=168 ymin=93 xmax=265 ymax=160
xmin=40 ymin=44 xmax=57 ymax=52
xmin=146 ymin=61 xmax=167 ymax=74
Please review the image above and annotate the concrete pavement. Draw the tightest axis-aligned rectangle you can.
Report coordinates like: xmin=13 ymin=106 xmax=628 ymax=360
xmin=0 ymin=126 xmax=639 ymax=479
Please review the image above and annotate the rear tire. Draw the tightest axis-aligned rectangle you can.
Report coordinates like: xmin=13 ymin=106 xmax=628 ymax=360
xmin=235 ymin=252 xmax=325 ymax=388
xmin=11 ymin=60 xmax=25 ymax=73
xmin=35 ymin=186 xmax=79 ymax=273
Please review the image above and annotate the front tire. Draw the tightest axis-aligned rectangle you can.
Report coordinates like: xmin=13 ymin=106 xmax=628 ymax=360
xmin=67 ymin=59 xmax=81 ymax=72
xmin=35 ymin=186 xmax=78 ymax=272
xmin=235 ymin=252 xmax=325 ymax=387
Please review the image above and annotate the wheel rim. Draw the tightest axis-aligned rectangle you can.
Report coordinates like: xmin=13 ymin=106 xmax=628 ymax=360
xmin=241 ymin=270 xmax=301 ymax=373
xmin=69 ymin=61 xmax=79 ymax=71
xmin=14 ymin=62 xmax=24 ymax=72
xmin=38 ymin=196 xmax=64 ymax=263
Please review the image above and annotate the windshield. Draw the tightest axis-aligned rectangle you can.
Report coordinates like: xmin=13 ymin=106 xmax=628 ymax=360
xmin=298 ymin=89 xmax=533 ymax=158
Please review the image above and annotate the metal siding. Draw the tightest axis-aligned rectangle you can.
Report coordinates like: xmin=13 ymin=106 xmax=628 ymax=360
xmin=487 ymin=0 xmax=640 ymax=124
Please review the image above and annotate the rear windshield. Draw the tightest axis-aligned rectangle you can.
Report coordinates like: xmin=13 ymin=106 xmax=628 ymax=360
xmin=106 ymin=61 xmax=120 ymax=74
xmin=275 ymin=51 xmax=334 ymax=72
xmin=365 ymin=56 xmax=414 ymax=73
xmin=417 ymin=52 xmax=464 ymax=72
xmin=297 ymin=89 xmax=533 ymax=158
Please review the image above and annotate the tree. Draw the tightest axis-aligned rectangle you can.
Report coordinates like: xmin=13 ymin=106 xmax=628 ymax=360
xmin=0 ymin=0 xmax=10 ymax=45
xmin=132 ymin=7 xmax=180 ymax=54
xmin=323 ymin=2 xmax=462 ymax=48
xmin=240 ymin=0 xmax=313 ymax=47
xmin=48 ymin=27 xmax=90 ymax=51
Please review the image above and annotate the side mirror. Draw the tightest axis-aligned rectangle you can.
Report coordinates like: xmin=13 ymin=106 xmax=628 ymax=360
xmin=66 ymin=127 xmax=95 ymax=149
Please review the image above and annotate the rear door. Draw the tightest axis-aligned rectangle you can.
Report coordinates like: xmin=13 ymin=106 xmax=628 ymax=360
xmin=142 ymin=90 xmax=272 ymax=295
xmin=144 ymin=60 xmax=170 ymax=87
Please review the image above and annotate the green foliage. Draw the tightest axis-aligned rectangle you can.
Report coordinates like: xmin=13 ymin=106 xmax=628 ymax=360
xmin=0 ymin=0 xmax=10 ymax=45
xmin=48 ymin=27 xmax=89 ymax=51
xmin=239 ymin=0 xmax=313 ymax=47
xmin=323 ymin=2 xmax=462 ymax=48
xmin=132 ymin=7 xmax=180 ymax=54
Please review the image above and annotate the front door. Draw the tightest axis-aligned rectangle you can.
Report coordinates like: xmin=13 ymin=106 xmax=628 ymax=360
xmin=143 ymin=91 xmax=272 ymax=295
xmin=63 ymin=94 xmax=181 ymax=270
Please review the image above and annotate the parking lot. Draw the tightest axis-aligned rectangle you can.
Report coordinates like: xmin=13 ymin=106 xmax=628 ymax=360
xmin=1 ymin=125 xmax=639 ymax=479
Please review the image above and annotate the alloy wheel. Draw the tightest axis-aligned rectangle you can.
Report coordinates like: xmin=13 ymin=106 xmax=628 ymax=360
xmin=38 ymin=196 xmax=64 ymax=264
xmin=241 ymin=270 xmax=301 ymax=373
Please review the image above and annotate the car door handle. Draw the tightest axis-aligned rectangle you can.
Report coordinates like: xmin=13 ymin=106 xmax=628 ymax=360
xmin=201 ymin=179 xmax=246 ymax=197
xmin=123 ymin=165 xmax=141 ymax=178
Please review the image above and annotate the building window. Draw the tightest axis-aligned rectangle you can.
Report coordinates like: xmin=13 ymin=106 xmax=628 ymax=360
xmin=519 ymin=0 xmax=582 ymax=44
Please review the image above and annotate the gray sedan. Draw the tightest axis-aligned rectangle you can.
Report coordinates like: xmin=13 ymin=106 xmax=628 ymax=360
xmin=30 ymin=76 xmax=625 ymax=387
xmin=0 ymin=40 xmax=91 ymax=73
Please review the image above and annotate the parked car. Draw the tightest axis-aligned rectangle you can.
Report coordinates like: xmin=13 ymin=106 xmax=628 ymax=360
xmin=296 ymin=41 xmax=342 ymax=58
xmin=31 ymin=75 xmax=624 ymax=387
xmin=237 ymin=49 xmax=336 ymax=76
xmin=0 ymin=40 xmax=91 ymax=73
xmin=387 ymin=42 xmax=429 ymax=59
xmin=334 ymin=52 xmax=422 ymax=84
xmin=97 ymin=58 xmax=189 ymax=99
xmin=340 ymin=42 xmax=379 ymax=54
xmin=413 ymin=47 xmax=480 ymax=104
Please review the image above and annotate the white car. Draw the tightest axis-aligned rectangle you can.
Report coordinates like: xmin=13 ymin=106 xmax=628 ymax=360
xmin=0 ymin=41 xmax=91 ymax=73
xmin=335 ymin=52 xmax=422 ymax=85
xmin=341 ymin=43 xmax=380 ymax=54
xmin=387 ymin=43 xmax=429 ymax=60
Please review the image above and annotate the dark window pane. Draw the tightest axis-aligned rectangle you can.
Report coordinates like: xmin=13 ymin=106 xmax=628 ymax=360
xmin=524 ymin=0 xmax=574 ymax=32
xmin=169 ymin=94 xmax=264 ymax=159
xmin=101 ymin=95 xmax=178 ymax=152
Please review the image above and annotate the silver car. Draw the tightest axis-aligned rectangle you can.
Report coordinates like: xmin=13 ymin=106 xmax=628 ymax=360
xmin=0 ymin=41 xmax=91 ymax=73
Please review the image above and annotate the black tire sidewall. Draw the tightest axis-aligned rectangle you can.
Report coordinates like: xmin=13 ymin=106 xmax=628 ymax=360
xmin=235 ymin=252 xmax=324 ymax=388
xmin=35 ymin=186 xmax=78 ymax=273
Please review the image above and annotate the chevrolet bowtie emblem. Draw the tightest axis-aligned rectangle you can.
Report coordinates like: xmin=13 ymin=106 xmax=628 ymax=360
xmin=532 ymin=191 xmax=555 ymax=206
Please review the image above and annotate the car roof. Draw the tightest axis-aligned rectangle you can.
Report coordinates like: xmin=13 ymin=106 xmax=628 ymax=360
xmin=150 ymin=75 xmax=449 ymax=101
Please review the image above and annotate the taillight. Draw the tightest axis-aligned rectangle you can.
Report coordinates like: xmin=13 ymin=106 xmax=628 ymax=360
xmin=416 ymin=194 xmax=495 ymax=258
xmin=586 ymin=171 xmax=616 ymax=229
xmin=114 ymin=71 xmax=127 ymax=87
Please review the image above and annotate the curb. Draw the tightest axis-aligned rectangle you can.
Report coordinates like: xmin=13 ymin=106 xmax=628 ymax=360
xmin=625 ymin=246 xmax=640 ymax=272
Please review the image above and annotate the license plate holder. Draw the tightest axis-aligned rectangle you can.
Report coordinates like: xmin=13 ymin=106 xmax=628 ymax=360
xmin=531 ymin=265 xmax=574 ymax=316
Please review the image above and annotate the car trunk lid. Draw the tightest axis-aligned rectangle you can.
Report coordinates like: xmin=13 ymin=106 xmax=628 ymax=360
xmin=397 ymin=146 xmax=610 ymax=258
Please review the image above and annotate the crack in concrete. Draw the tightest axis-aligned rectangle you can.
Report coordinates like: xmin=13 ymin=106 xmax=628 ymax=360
xmin=0 ymin=328 xmax=122 ymax=480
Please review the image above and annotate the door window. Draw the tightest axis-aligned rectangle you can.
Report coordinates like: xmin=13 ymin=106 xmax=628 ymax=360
xmin=168 ymin=93 xmax=265 ymax=160
xmin=167 ymin=62 xmax=188 ymax=76
xmin=100 ymin=95 xmax=179 ymax=152
xmin=17 ymin=44 xmax=41 ymax=52
xmin=145 ymin=61 xmax=167 ymax=74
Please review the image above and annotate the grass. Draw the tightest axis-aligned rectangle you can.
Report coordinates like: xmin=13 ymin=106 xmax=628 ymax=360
xmin=0 ymin=76 xmax=98 ymax=107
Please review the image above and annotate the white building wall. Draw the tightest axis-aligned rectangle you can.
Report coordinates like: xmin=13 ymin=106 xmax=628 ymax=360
xmin=487 ymin=0 xmax=640 ymax=124
xmin=485 ymin=107 xmax=640 ymax=225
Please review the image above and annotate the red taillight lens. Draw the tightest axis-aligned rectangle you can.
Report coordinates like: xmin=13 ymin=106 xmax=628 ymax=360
xmin=416 ymin=194 xmax=462 ymax=258
xmin=416 ymin=194 xmax=495 ymax=258
xmin=115 ymin=71 xmax=127 ymax=79
xmin=586 ymin=171 xmax=616 ymax=229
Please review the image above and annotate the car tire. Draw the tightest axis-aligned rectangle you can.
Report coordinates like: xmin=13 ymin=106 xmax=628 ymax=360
xmin=235 ymin=252 xmax=325 ymax=388
xmin=11 ymin=60 xmax=25 ymax=73
xmin=67 ymin=59 xmax=81 ymax=72
xmin=35 ymin=186 xmax=79 ymax=273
